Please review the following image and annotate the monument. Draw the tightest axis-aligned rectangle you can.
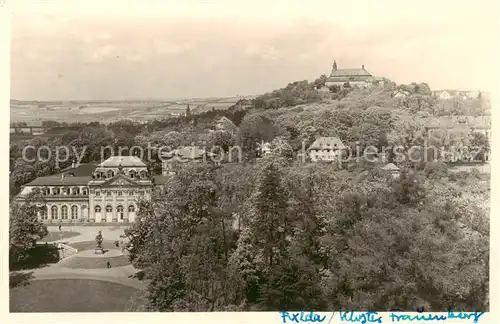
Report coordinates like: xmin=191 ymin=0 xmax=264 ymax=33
xmin=95 ymin=230 xmax=104 ymax=254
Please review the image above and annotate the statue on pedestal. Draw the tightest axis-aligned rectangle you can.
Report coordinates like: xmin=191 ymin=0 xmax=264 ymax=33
xmin=95 ymin=230 xmax=104 ymax=254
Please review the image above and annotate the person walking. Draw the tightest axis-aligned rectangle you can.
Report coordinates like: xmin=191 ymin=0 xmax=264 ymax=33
xmin=107 ymin=261 xmax=111 ymax=268
xmin=58 ymin=224 xmax=61 ymax=231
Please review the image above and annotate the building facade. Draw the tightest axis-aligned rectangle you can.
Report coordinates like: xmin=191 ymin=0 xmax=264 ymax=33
xmin=308 ymin=137 xmax=346 ymax=162
xmin=325 ymin=61 xmax=385 ymax=88
xmin=16 ymin=156 xmax=169 ymax=223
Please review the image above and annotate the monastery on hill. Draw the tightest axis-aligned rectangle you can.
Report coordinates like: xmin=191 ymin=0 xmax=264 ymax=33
xmin=325 ymin=61 xmax=385 ymax=88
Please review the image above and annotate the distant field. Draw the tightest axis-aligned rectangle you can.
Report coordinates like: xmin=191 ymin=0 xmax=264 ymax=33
xmin=10 ymin=97 xmax=242 ymax=124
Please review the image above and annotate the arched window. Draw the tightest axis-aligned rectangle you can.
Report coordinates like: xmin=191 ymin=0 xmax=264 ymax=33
xmin=95 ymin=205 xmax=101 ymax=212
xmin=51 ymin=206 xmax=58 ymax=219
xmin=140 ymin=170 xmax=147 ymax=179
xmin=72 ymin=187 xmax=80 ymax=195
xmin=61 ymin=205 xmax=68 ymax=219
xmin=83 ymin=188 xmax=88 ymax=195
xmin=117 ymin=205 xmax=124 ymax=220
xmin=128 ymin=205 xmax=135 ymax=212
xmin=107 ymin=170 xmax=114 ymax=178
xmin=41 ymin=206 xmax=48 ymax=220
xmin=129 ymin=170 xmax=137 ymax=178
xmin=106 ymin=205 xmax=112 ymax=213
xmin=71 ymin=205 xmax=78 ymax=219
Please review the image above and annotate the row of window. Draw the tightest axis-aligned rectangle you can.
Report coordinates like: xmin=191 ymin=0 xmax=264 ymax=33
xmin=94 ymin=170 xmax=148 ymax=179
xmin=42 ymin=187 xmax=88 ymax=195
xmin=95 ymin=191 xmax=146 ymax=196
xmin=94 ymin=205 xmax=135 ymax=213
xmin=44 ymin=204 xmax=136 ymax=220
xmin=42 ymin=205 xmax=85 ymax=220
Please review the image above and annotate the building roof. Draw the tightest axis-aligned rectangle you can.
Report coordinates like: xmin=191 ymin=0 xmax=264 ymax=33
xmin=60 ymin=163 xmax=98 ymax=177
xmin=382 ymin=163 xmax=400 ymax=171
xmin=216 ymin=116 xmax=237 ymax=131
xmin=24 ymin=175 xmax=92 ymax=186
xmin=98 ymin=156 xmax=147 ymax=168
xmin=308 ymin=137 xmax=345 ymax=150
xmin=330 ymin=68 xmax=372 ymax=77
xmin=154 ymin=175 xmax=170 ymax=185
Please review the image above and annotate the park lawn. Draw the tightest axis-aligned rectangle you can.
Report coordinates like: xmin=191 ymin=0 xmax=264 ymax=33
xmin=38 ymin=231 xmax=80 ymax=242
xmin=68 ymin=240 xmax=123 ymax=251
xmin=10 ymin=279 xmax=139 ymax=312
xmin=59 ymin=254 xmax=130 ymax=269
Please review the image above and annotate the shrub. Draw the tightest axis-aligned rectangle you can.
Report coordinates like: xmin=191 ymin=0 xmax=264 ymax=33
xmin=424 ymin=162 xmax=448 ymax=179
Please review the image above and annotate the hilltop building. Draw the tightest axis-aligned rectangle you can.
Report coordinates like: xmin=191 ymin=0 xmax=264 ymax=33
xmin=16 ymin=156 xmax=170 ymax=223
xmin=325 ymin=61 xmax=385 ymax=88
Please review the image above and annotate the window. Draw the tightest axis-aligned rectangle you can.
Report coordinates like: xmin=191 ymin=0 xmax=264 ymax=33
xmin=107 ymin=192 xmax=111 ymax=197
xmin=107 ymin=170 xmax=114 ymax=178
xmin=95 ymin=205 xmax=101 ymax=213
xmin=118 ymin=191 xmax=122 ymax=196
xmin=117 ymin=205 xmax=124 ymax=220
xmin=139 ymin=191 xmax=145 ymax=196
xmin=72 ymin=187 xmax=80 ymax=195
xmin=128 ymin=205 xmax=135 ymax=212
xmin=83 ymin=188 xmax=88 ymax=195
xmin=106 ymin=205 xmax=112 ymax=213
xmin=71 ymin=205 xmax=78 ymax=219
xmin=65 ymin=187 xmax=71 ymax=195
xmin=129 ymin=170 xmax=136 ymax=179
xmin=61 ymin=205 xmax=68 ymax=220
xmin=51 ymin=206 xmax=58 ymax=219
xmin=128 ymin=191 xmax=134 ymax=196
xmin=96 ymin=191 xmax=100 ymax=196
xmin=41 ymin=207 xmax=48 ymax=220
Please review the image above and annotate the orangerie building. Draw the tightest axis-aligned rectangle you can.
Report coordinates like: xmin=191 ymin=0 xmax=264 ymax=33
xmin=16 ymin=156 xmax=169 ymax=223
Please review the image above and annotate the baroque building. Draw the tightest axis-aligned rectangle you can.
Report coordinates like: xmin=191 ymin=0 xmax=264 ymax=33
xmin=16 ymin=156 xmax=169 ymax=223
xmin=325 ymin=61 xmax=385 ymax=88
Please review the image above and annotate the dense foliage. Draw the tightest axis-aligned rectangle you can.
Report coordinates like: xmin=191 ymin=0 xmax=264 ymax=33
xmin=124 ymin=159 xmax=488 ymax=311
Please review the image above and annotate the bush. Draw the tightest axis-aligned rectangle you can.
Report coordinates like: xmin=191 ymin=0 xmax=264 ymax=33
xmin=424 ymin=162 xmax=448 ymax=179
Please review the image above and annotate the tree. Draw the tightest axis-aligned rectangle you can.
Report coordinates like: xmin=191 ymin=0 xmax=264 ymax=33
xmin=343 ymin=82 xmax=351 ymax=89
xmin=186 ymin=104 xmax=191 ymax=117
xmin=237 ymin=114 xmax=276 ymax=161
xmin=9 ymin=189 xmax=48 ymax=265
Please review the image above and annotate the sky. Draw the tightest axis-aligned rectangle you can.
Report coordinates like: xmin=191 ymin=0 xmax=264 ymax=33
xmin=9 ymin=0 xmax=499 ymax=100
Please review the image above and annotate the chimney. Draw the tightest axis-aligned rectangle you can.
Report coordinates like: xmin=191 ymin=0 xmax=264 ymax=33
xmin=362 ymin=64 xmax=365 ymax=69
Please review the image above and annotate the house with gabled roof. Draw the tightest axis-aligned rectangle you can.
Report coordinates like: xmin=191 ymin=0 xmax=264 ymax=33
xmin=308 ymin=137 xmax=345 ymax=162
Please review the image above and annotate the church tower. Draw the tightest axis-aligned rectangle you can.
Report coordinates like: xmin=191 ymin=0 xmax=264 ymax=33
xmin=331 ymin=60 xmax=338 ymax=76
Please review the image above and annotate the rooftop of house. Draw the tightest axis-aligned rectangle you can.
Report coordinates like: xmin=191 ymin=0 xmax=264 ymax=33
xmin=23 ymin=175 xmax=92 ymax=186
xmin=308 ymin=137 xmax=345 ymax=150
xmin=153 ymin=175 xmax=170 ymax=185
xmin=382 ymin=163 xmax=400 ymax=171
xmin=98 ymin=156 xmax=147 ymax=168
xmin=60 ymin=163 xmax=98 ymax=176
xmin=330 ymin=68 xmax=372 ymax=78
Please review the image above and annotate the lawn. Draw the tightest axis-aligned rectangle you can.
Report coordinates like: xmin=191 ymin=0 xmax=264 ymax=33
xmin=59 ymin=254 xmax=130 ymax=269
xmin=10 ymin=279 xmax=139 ymax=312
xmin=38 ymin=231 xmax=80 ymax=242
xmin=68 ymin=240 xmax=123 ymax=251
